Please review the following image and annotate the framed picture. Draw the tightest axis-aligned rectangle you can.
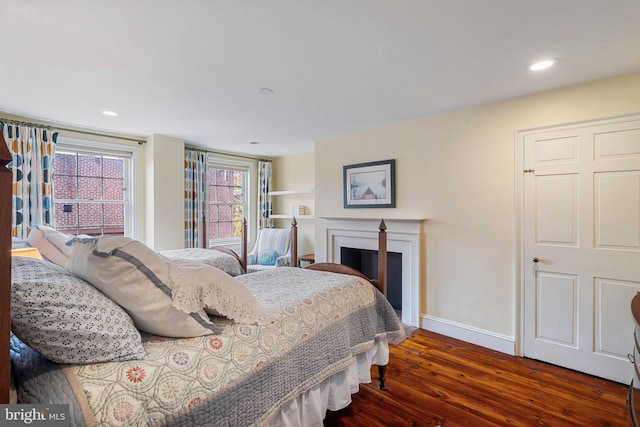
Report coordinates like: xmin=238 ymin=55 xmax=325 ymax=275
xmin=343 ymin=159 xmax=395 ymax=208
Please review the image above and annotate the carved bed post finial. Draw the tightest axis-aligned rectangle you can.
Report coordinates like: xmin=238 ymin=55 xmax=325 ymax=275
xmin=291 ymin=217 xmax=298 ymax=267
xmin=0 ymin=132 xmax=12 ymax=403
xmin=378 ymin=219 xmax=387 ymax=297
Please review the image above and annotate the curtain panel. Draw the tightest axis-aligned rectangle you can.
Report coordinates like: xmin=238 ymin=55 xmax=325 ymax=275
xmin=258 ymin=160 xmax=272 ymax=229
xmin=1 ymin=123 xmax=57 ymax=239
xmin=184 ymin=149 xmax=209 ymax=248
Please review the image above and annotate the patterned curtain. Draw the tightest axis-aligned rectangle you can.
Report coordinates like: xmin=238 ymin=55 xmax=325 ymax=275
xmin=184 ymin=149 xmax=209 ymax=248
xmin=1 ymin=122 xmax=57 ymax=239
xmin=258 ymin=160 xmax=272 ymax=229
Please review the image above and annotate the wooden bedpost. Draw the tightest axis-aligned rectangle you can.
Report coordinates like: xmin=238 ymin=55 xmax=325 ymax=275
xmin=290 ymin=217 xmax=298 ymax=267
xmin=377 ymin=219 xmax=387 ymax=297
xmin=377 ymin=219 xmax=388 ymax=389
xmin=304 ymin=219 xmax=390 ymax=390
xmin=201 ymin=212 xmax=207 ymax=249
xmin=241 ymin=217 xmax=247 ymax=273
xmin=208 ymin=217 xmax=248 ymax=274
xmin=0 ymin=132 xmax=12 ymax=403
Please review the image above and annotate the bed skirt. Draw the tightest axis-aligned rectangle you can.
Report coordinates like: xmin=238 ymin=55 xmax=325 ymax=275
xmin=268 ymin=337 xmax=389 ymax=427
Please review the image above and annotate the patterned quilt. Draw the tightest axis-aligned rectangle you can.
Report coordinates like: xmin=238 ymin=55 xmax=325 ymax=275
xmin=13 ymin=268 xmax=404 ymax=427
xmin=160 ymin=248 xmax=242 ymax=276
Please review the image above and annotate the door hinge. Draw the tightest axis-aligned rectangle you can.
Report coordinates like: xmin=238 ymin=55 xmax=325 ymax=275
xmin=523 ymin=169 xmax=535 ymax=174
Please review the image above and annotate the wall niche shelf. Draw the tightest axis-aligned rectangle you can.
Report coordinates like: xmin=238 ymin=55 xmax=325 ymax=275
xmin=268 ymin=189 xmax=314 ymax=196
xmin=269 ymin=214 xmax=314 ymax=219
xmin=268 ymin=189 xmax=315 ymax=219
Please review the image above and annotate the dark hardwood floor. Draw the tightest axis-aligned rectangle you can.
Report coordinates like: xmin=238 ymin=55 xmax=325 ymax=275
xmin=325 ymin=328 xmax=629 ymax=427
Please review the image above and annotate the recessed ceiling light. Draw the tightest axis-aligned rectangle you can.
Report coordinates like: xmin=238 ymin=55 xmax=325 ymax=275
xmin=529 ymin=59 xmax=558 ymax=71
xmin=257 ymin=88 xmax=273 ymax=96
xmin=249 ymin=141 xmax=260 ymax=145
xmin=102 ymin=110 xmax=118 ymax=116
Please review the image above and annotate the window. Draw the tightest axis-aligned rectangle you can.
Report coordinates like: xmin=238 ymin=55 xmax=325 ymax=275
xmin=207 ymin=160 xmax=250 ymax=245
xmin=53 ymin=141 xmax=134 ymax=237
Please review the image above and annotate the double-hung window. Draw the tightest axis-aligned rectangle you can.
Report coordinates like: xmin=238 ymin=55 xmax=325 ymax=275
xmin=53 ymin=140 xmax=135 ymax=237
xmin=207 ymin=159 xmax=252 ymax=246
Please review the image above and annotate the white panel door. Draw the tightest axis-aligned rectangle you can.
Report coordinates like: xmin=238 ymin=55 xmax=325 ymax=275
xmin=523 ymin=118 xmax=640 ymax=383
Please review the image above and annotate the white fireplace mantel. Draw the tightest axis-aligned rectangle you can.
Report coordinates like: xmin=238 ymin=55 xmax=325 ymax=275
xmin=322 ymin=217 xmax=423 ymax=327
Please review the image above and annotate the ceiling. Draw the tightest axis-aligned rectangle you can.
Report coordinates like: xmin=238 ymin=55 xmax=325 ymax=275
xmin=1 ymin=1 xmax=640 ymax=157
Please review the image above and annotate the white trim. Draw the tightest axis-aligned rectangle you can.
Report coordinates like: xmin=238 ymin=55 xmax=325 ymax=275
xmin=513 ymin=128 xmax=524 ymax=356
xmin=421 ymin=315 xmax=516 ymax=355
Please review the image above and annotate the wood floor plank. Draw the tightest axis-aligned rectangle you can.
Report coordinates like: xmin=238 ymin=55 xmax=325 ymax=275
xmin=325 ymin=328 xmax=629 ymax=427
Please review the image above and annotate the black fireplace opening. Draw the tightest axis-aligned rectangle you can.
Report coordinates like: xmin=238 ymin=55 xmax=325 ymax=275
xmin=340 ymin=247 xmax=402 ymax=310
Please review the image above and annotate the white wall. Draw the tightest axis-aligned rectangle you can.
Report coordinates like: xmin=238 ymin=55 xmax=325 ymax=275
xmin=144 ymin=134 xmax=185 ymax=250
xmin=313 ymin=70 xmax=640 ymax=352
xmin=272 ymin=151 xmax=315 ymax=257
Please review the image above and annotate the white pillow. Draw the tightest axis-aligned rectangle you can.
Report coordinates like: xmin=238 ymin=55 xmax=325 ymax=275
xmin=27 ymin=226 xmax=71 ymax=267
xmin=66 ymin=236 xmax=270 ymax=338
xmin=170 ymin=260 xmax=272 ymax=324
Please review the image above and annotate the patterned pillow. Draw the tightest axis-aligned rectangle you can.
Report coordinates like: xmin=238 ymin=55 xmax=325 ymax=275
xmin=10 ymin=257 xmax=145 ymax=364
xmin=66 ymin=236 xmax=272 ymax=337
xmin=258 ymin=249 xmax=279 ymax=266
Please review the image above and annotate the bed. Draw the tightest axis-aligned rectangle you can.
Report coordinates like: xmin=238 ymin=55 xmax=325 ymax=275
xmin=0 ymin=135 xmax=404 ymax=426
xmin=159 ymin=217 xmax=250 ymax=276
xmin=159 ymin=247 xmax=243 ymax=276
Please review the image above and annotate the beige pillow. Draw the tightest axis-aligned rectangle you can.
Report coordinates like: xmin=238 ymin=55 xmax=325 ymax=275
xmin=67 ymin=236 xmax=268 ymax=337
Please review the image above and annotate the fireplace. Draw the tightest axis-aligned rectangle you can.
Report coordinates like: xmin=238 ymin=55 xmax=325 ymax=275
xmin=323 ymin=217 xmax=422 ymax=327
xmin=341 ymin=247 xmax=402 ymax=310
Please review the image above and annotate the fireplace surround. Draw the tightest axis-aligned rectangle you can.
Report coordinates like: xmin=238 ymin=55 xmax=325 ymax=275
xmin=323 ymin=217 xmax=422 ymax=327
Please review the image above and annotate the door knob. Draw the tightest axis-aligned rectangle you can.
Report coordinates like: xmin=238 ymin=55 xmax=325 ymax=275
xmin=532 ymin=257 xmax=539 ymax=263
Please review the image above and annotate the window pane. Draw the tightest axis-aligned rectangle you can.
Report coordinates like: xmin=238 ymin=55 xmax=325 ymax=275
xmin=103 ymin=178 xmax=124 ymax=201
xmin=54 ymin=175 xmax=77 ymax=199
xmin=78 ymin=203 xmax=103 ymax=235
xmin=55 ymin=153 xmax=77 ymax=175
xmin=232 ymin=187 xmax=244 ymax=203
xmin=209 ymin=170 xmax=222 ymax=186
xmin=54 ymin=202 xmax=78 ymax=234
xmin=218 ymin=205 xmax=232 ymax=221
xmin=78 ymin=177 xmax=102 ymax=200
xmin=232 ymin=207 xmax=244 ymax=238
xmin=103 ymin=157 xmax=124 ymax=179
xmin=209 ymin=205 xmax=219 ymax=223
xmin=233 ymin=205 xmax=244 ymax=221
xmin=221 ymin=222 xmax=234 ymax=239
xmin=78 ymin=154 xmax=102 ymax=177
xmin=103 ymin=203 xmax=125 ymax=236
xmin=209 ymin=223 xmax=218 ymax=240
xmin=215 ymin=185 xmax=230 ymax=201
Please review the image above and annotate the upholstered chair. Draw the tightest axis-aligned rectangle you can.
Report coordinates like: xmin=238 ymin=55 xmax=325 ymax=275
xmin=246 ymin=228 xmax=292 ymax=272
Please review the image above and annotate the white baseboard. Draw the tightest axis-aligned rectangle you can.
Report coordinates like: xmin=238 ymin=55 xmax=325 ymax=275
xmin=420 ymin=315 xmax=515 ymax=355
